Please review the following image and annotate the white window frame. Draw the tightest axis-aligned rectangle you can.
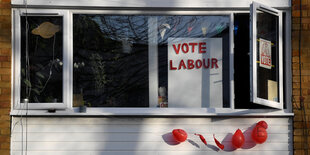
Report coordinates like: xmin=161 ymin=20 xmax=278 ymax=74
xmin=10 ymin=1 xmax=292 ymax=115
xmin=12 ymin=9 xmax=70 ymax=109
xmin=250 ymin=2 xmax=283 ymax=109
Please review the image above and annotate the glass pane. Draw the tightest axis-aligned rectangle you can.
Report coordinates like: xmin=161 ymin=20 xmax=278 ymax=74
xmin=157 ymin=15 xmax=230 ymax=108
xmin=73 ymin=15 xmax=149 ymax=107
xmin=256 ymin=10 xmax=279 ymax=102
xmin=20 ymin=16 xmax=63 ymax=103
xmin=73 ymin=14 xmax=229 ymax=108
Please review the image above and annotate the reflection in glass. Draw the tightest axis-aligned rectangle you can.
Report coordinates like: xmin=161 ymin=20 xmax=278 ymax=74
xmin=73 ymin=15 xmax=149 ymax=107
xmin=73 ymin=15 xmax=230 ymax=108
xmin=20 ymin=16 xmax=63 ymax=103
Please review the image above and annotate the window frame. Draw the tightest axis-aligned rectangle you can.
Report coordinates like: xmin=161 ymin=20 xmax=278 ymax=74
xmin=250 ymin=2 xmax=284 ymax=109
xmin=12 ymin=9 xmax=70 ymax=109
xmin=11 ymin=7 xmax=292 ymax=115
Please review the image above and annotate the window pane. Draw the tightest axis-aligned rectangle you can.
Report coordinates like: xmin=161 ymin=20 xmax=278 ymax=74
xmin=20 ymin=16 xmax=63 ymax=103
xmin=73 ymin=14 xmax=229 ymax=108
xmin=158 ymin=16 xmax=230 ymax=108
xmin=73 ymin=15 xmax=149 ymax=107
xmin=256 ymin=11 xmax=279 ymax=102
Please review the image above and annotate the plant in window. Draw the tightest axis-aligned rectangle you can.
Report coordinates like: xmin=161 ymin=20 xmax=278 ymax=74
xmin=73 ymin=62 xmax=85 ymax=107
xmin=89 ymin=53 xmax=110 ymax=92
xmin=78 ymin=99 xmax=91 ymax=113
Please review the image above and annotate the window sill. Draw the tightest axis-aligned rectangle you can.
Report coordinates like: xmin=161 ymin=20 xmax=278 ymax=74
xmin=10 ymin=108 xmax=293 ymax=117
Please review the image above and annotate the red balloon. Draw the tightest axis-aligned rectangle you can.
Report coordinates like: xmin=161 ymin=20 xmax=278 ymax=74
xmin=251 ymin=125 xmax=268 ymax=144
xmin=232 ymin=129 xmax=245 ymax=148
xmin=172 ymin=129 xmax=188 ymax=142
xmin=257 ymin=121 xmax=268 ymax=129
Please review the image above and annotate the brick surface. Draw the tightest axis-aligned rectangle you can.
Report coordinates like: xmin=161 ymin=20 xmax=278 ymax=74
xmin=0 ymin=49 xmax=10 ymax=56
xmin=1 ymin=88 xmax=10 ymax=95
xmin=0 ymin=150 xmax=9 ymax=155
xmin=1 ymin=62 xmax=11 ymax=68
xmin=0 ymin=142 xmax=10 ymax=150
xmin=293 ymin=0 xmax=310 ymax=154
xmin=0 ymin=1 xmax=11 ymax=155
xmin=0 ymin=68 xmax=11 ymax=75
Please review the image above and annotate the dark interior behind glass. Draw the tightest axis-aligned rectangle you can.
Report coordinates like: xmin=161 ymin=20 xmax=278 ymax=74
xmin=73 ymin=15 xmax=149 ymax=107
xmin=20 ymin=16 xmax=63 ymax=103
xmin=234 ymin=13 xmax=284 ymax=109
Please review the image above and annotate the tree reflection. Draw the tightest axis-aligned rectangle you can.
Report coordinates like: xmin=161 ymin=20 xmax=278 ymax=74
xmin=73 ymin=14 xmax=230 ymax=107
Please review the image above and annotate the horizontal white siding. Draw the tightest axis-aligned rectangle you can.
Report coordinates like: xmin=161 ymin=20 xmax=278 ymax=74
xmin=11 ymin=0 xmax=290 ymax=8
xmin=11 ymin=117 xmax=292 ymax=155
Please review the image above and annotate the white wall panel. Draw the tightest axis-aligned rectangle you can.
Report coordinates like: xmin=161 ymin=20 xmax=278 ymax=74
xmin=11 ymin=117 xmax=293 ymax=155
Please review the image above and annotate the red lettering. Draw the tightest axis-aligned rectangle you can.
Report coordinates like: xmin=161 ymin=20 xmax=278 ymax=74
xmin=212 ymin=58 xmax=219 ymax=69
xmin=199 ymin=42 xmax=206 ymax=53
xmin=189 ymin=43 xmax=198 ymax=53
xmin=169 ymin=60 xmax=177 ymax=70
xmin=188 ymin=59 xmax=195 ymax=69
xmin=170 ymin=58 xmax=218 ymax=70
xmin=178 ymin=59 xmax=187 ymax=70
xmin=203 ymin=59 xmax=210 ymax=68
xmin=195 ymin=59 xmax=202 ymax=69
xmin=182 ymin=43 xmax=189 ymax=53
xmin=262 ymin=57 xmax=267 ymax=65
xmin=173 ymin=44 xmax=181 ymax=54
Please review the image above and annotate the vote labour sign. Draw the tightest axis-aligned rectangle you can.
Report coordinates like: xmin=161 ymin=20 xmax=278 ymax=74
xmin=259 ymin=38 xmax=272 ymax=69
xmin=169 ymin=41 xmax=219 ymax=70
xmin=168 ymin=38 xmax=223 ymax=108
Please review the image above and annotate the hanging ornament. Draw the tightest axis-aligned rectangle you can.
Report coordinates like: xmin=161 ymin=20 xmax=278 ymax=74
xmin=32 ymin=22 xmax=60 ymax=39
xmin=172 ymin=129 xmax=188 ymax=143
xmin=213 ymin=134 xmax=224 ymax=150
xmin=160 ymin=29 xmax=167 ymax=40
xmin=201 ymin=27 xmax=207 ymax=36
xmin=251 ymin=124 xmax=268 ymax=144
xmin=232 ymin=129 xmax=245 ymax=148
xmin=159 ymin=23 xmax=171 ymax=40
xmin=194 ymin=133 xmax=207 ymax=145
xmin=162 ymin=23 xmax=171 ymax=29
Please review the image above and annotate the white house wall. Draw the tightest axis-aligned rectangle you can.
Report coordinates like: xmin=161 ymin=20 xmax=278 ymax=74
xmin=11 ymin=117 xmax=293 ymax=155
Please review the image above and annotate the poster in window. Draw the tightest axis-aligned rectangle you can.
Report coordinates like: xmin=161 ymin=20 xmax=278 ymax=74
xmin=268 ymin=80 xmax=278 ymax=102
xmin=259 ymin=38 xmax=272 ymax=69
xmin=168 ymin=38 xmax=222 ymax=108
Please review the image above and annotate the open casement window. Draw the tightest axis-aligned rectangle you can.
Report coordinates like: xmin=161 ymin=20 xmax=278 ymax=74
xmin=250 ymin=2 xmax=283 ymax=109
xmin=13 ymin=9 xmax=69 ymax=109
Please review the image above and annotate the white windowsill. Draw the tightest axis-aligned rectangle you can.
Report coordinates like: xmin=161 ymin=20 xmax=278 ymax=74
xmin=10 ymin=108 xmax=293 ymax=117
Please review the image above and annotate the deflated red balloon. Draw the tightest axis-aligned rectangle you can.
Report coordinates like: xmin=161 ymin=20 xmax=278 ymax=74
xmin=232 ymin=129 xmax=245 ymax=148
xmin=194 ymin=133 xmax=207 ymax=145
xmin=257 ymin=121 xmax=268 ymax=129
xmin=172 ymin=129 xmax=188 ymax=142
xmin=251 ymin=125 xmax=268 ymax=144
xmin=213 ymin=134 xmax=224 ymax=150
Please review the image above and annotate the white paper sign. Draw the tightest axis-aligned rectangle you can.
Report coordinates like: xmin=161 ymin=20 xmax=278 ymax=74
xmin=168 ymin=38 xmax=222 ymax=108
xmin=259 ymin=38 xmax=272 ymax=69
